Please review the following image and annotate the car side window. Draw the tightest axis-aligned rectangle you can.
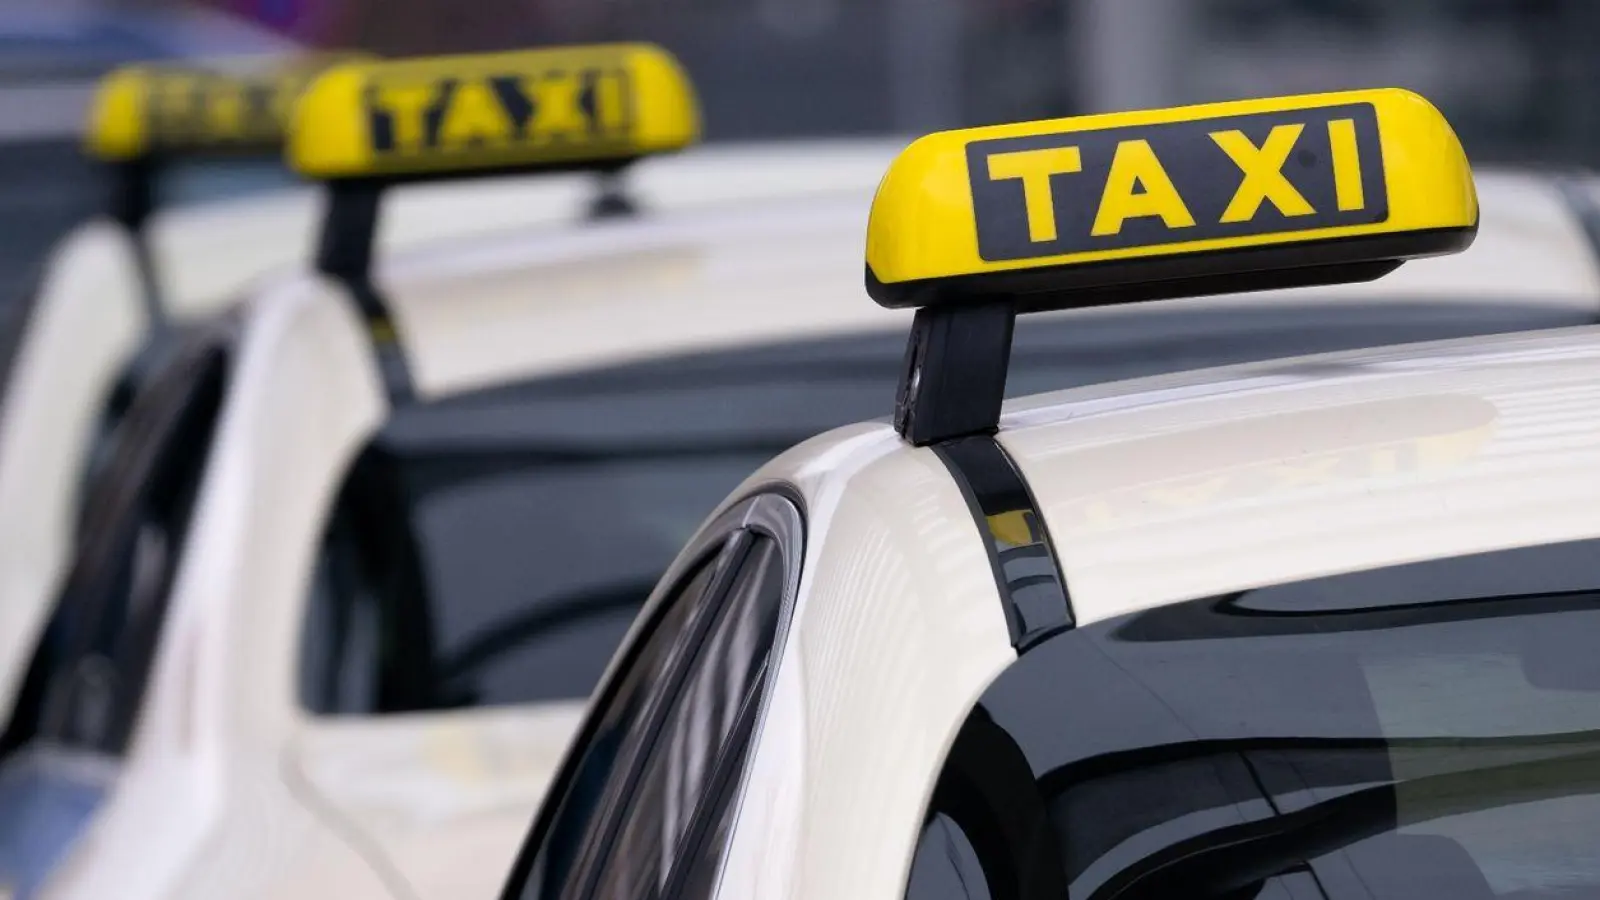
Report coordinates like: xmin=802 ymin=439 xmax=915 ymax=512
xmin=588 ymin=536 xmax=784 ymax=900
xmin=5 ymin=329 xmax=231 ymax=758
xmin=503 ymin=494 xmax=802 ymax=900
xmin=652 ymin=534 xmax=786 ymax=900
xmin=511 ymin=543 xmax=731 ymax=900
xmin=904 ymin=814 xmax=993 ymax=900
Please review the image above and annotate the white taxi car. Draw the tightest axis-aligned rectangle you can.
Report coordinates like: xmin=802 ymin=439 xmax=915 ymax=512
xmin=0 ymin=57 xmax=907 ymax=740
xmin=496 ymin=90 xmax=1600 ymax=900
xmin=8 ymin=54 xmax=1599 ymax=900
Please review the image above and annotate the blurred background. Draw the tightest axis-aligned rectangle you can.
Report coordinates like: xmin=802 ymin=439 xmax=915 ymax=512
xmin=2 ymin=0 xmax=1599 ymax=305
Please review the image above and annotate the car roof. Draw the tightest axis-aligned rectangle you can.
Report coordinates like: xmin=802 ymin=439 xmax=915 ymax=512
xmin=152 ymin=138 xmax=907 ymax=318
xmin=378 ymin=193 xmax=910 ymax=398
xmin=994 ymin=324 xmax=1600 ymax=628
xmin=367 ymin=164 xmax=1600 ymax=401
xmin=711 ymin=324 xmax=1600 ymax=900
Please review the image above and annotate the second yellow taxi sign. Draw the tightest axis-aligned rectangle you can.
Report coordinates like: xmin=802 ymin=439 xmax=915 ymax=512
xmin=289 ymin=43 xmax=701 ymax=180
xmin=866 ymin=88 xmax=1478 ymax=308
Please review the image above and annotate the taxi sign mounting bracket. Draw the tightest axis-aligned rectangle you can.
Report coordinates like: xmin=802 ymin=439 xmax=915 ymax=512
xmin=315 ymin=178 xmax=382 ymax=303
xmin=105 ymin=158 xmax=166 ymax=330
xmin=106 ymin=159 xmax=155 ymax=233
xmin=894 ymin=300 xmax=1016 ymax=446
xmin=588 ymin=166 xmax=641 ymax=220
xmin=315 ymin=179 xmax=417 ymax=403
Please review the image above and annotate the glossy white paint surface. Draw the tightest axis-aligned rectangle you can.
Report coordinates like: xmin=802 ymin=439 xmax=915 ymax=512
xmin=152 ymin=139 xmax=908 ymax=319
xmin=1002 ymin=326 xmax=1600 ymax=626
xmin=0 ymin=221 xmax=144 ymax=721
xmin=384 ymin=197 xmax=911 ymax=397
xmin=715 ymin=424 xmax=1016 ymax=900
xmin=0 ymin=140 xmax=911 ymax=730
xmin=696 ymin=324 xmax=1600 ymax=899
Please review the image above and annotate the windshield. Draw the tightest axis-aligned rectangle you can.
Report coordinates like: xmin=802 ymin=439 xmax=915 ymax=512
xmin=297 ymin=341 xmax=899 ymax=716
xmin=299 ymin=297 xmax=1600 ymax=718
xmin=909 ymin=537 xmax=1600 ymax=900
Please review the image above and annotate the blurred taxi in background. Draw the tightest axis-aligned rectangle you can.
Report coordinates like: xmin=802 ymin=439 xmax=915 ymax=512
xmin=0 ymin=44 xmax=912 ymax=900
xmin=0 ymin=55 xmax=344 ymax=748
xmin=0 ymin=52 xmax=906 ymax=760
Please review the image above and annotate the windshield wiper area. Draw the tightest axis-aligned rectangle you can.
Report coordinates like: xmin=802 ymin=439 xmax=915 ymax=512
xmin=1088 ymin=740 xmax=1600 ymax=900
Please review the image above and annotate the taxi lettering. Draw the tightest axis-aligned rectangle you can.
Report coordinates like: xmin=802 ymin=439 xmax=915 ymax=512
xmin=364 ymin=67 xmax=632 ymax=156
xmin=967 ymin=104 xmax=1387 ymax=261
xmin=145 ymin=73 xmax=291 ymax=149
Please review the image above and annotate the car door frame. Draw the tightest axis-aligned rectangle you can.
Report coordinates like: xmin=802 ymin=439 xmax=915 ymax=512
xmin=498 ymin=488 xmax=805 ymax=900
xmin=2 ymin=316 xmax=236 ymax=759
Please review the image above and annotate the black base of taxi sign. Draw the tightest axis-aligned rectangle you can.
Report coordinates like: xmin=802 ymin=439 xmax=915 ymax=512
xmin=863 ymin=88 xmax=1479 ymax=445
xmin=867 ymin=226 xmax=1474 ymax=313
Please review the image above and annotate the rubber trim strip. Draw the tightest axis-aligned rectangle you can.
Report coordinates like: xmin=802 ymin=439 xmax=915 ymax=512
xmin=932 ymin=434 xmax=1074 ymax=651
xmin=1552 ymin=172 xmax=1600 ymax=318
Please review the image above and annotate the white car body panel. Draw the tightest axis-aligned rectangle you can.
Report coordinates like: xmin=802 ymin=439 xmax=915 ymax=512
xmin=715 ymin=423 xmax=1016 ymax=900
xmin=385 ymin=198 xmax=908 ymax=398
xmin=287 ymin=704 xmax=586 ymax=898
xmin=1003 ymin=327 xmax=1600 ymax=627
xmin=152 ymin=139 xmax=908 ymax=319
xmin=0 ymin=222 xmax=143 ymax=721
xmin=701 ymin=325 xmax=1600 ymax=900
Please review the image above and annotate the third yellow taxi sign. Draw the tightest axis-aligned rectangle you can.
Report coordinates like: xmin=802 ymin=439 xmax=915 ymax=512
xmin=289 ymin=43 xmax=701 ymax=181
xmin=866 ymin=88 xmax=1478 ymax=308
xmin=86 ymin=60 xmax=339 ymax=162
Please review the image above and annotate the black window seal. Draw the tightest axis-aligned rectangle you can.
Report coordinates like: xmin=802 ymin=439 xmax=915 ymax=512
xmin=9 ymin=316 xmax=238 ymax=756
xmin=569 ymin=528 xmax=757 ymax=898
xmin=931 ymin=434 xmax=1074 ymax=651
xmin=495 ymin=526 xmax=745 ymax=900
xmin=649 ymin=492 xmax=807 ymax=900
xmin=497 ymin=487 xmax=806 ymax=900
xmin=1551 ymin=170 xmax=1600 ymax=322
xmin=657 ymin=657 xmax=769 ymax=900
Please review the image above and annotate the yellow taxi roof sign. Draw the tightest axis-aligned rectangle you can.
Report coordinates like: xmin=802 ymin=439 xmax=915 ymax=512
xmin=288 ymin=43 xmax=701 ymax=181
xmin=865 ymin=89 xmax=1478 ymax=310
xmin=85 ymin=57 xmax=354 ymax=163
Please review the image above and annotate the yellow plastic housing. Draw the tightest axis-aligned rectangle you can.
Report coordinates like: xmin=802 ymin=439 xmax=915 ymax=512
xmin=288 ymin=43 xmax=701 ymax=180
xmin=865 ymin=89 xmax=1478 ymax=307
xmin=85 ymin=60 xmax=344 ymax=162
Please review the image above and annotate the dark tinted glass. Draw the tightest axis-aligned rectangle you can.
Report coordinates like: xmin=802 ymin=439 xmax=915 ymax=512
xmin=73 ymin=329 xmax=203 ymax=530
xmin=302 ymin=297 xmax=1583 ymax=718
xmin=909 ymin=537 xmax=1600 ymax=900
xmin=296 ymin=371 xmax=813 ymax=715
xmin=1 ymin=330 xmax=229 ymax=758
xmin=0 ymin=256 xmax=47 ymax=412
xmin=587 ymin=537 xmax=784 ymax=900
xmin=519 ymin=546 xmax=726 ymax=900
xmin=905 ymin=815 xmax=993 ymax=900
xmin=511 ymin=530 xmax=789 ymax=900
